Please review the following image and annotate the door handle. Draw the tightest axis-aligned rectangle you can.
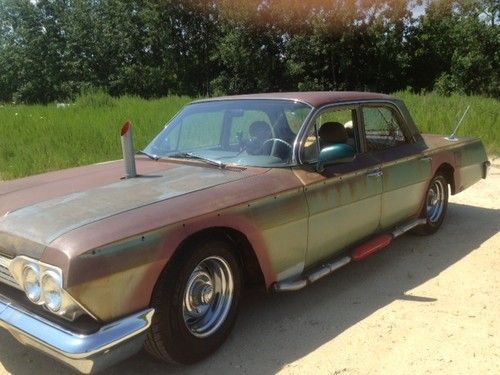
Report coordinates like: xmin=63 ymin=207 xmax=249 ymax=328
xmin=367 ymin=170 xmax=383 ymax=178
xmin=420 ymin=156 xmax=432 ymax=162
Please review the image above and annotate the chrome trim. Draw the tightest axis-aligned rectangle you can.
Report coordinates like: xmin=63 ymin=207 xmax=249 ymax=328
xmin=367 ymin=170 xmax=383 ymax=178
xmin=392 ymin=218 xmax=427 ymax=238
xmin=0 ymin=255 xmax=21 ymax=290
xmin=0 ymin=292 xmax=154 ymax=373
xmin=307 ymin=256 xmax=351 ymax=283
xmin=191 ymin=97 xmax=315 ymax=109
xmin=426 ymin=179 xmax=446 ymax=223
xmin=182 ymin=256 xmax=234 ymax=338
xmin=295 ymin=99 xmax=416 ymax=165
xmin=273 ymin=278 xmax=307 ymax=292
xmin=274 ymin=256 xmax=351 ymax=292
xmin=9 ymin=255 xmax=98 ymax=321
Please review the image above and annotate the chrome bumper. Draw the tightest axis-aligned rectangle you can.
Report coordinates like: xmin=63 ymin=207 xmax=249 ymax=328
xmin=0 ymin=293 xmax=154 ymax=373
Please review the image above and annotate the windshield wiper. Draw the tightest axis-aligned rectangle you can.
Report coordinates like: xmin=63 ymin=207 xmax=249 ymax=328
xmin=137 ymin=150 xmax=161 ymax=161
xmin=167 ymin=152 xmax=226 ymax=169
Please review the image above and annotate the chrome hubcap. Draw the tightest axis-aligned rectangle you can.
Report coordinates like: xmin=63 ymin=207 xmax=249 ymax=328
xmin=426 ymin=179 xmax=445 ymax=223
xmin=182 ymin=256 xmax=234 ymax=338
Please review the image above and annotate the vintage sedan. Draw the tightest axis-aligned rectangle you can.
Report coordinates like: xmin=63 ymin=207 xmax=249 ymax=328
xmin=0 ymin=92 xmax=490 ymax=373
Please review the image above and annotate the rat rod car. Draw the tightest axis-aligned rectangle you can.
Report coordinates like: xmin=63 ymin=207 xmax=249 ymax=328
xmin=0 ymin=92 xmax=490 ymax=373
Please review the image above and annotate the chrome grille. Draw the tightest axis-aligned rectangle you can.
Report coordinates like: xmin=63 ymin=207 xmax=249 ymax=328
xmin=0 ymin=255 xmax=21 ymax=290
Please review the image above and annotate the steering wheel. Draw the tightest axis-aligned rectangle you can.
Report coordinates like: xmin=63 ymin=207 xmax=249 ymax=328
xmin=261 ymin=138 xmax=293 ymax=158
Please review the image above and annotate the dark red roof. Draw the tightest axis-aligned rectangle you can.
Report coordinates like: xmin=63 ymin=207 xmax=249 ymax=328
xmin=195 ymin=91 xmax=392 ymax=108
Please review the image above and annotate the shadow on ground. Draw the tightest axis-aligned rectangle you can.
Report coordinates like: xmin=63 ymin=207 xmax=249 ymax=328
xmin=1 ymin=202 xmax=498 ymax=375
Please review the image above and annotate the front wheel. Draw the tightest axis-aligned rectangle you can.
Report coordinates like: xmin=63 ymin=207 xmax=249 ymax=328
xmin=145 ymin=239 xmax=241 ymax=364
xmin=413 ymin=174 xmax=449 ymax=235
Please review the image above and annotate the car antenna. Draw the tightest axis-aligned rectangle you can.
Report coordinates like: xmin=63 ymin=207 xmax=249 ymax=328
xmin=445 ymin=105 xmax=470 ymax=142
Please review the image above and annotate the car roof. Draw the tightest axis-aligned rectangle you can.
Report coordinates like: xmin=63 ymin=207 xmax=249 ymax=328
xmin=192 ymin=91 xmax=393 ymax=108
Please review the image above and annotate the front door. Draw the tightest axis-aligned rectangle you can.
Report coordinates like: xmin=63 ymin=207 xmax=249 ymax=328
xmin=296 ymin=105 xmax=383 ymax=268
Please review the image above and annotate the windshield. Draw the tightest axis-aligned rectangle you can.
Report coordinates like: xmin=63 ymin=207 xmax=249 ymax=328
xmin=143 ymin=99 xmax=312 ymax=167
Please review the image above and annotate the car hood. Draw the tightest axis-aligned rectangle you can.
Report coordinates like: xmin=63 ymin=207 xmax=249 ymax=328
xmin=0 ymin=158 xmax=265 ymax=255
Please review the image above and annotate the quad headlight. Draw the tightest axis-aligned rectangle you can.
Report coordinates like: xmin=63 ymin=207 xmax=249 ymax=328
xmin=9 ymin=256 xmax=88 ymax=321
xmin=41 ymin=270 xmax=63 ymax=312
xmin=22 ymin=264 xmax=42 ymax=303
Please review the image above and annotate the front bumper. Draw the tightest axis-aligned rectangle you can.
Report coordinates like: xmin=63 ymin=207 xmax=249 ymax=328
xmin=0 ymin=292 xmax=154 ymax=373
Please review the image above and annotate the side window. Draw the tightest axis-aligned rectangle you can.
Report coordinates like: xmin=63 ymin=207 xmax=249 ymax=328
xmin=362 ymin=106 xmax=407 ymax=151
xmin=301 ymin=106 xmax=358 ymax=163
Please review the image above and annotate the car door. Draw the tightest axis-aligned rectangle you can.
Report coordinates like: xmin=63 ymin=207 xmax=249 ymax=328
xmin=296 ymin=105 xmax=383 ymax=268
xmin=360 ymin=104 xmax=432 ymax=229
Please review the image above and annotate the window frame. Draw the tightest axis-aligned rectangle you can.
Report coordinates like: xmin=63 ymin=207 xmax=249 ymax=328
xmin=297 ymin=103 xmax=362 ymax=165
xmin=358 ymin=102 xmax=415 ymax=154
xmin=296 ymin=100 xmax=415 ymax=165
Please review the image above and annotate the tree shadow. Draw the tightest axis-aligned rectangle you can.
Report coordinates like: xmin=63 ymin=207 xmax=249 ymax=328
xmin=0 ymin=202 xmax=498 ymax=375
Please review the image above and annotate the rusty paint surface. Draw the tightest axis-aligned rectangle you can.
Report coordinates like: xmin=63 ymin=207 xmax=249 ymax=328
xmin=295 ymin=153 xmax=383 ymax=268
xmin=0 ymin=163 xmax=258 ymax=247
xmin=50 ymin=168 xmax=308 ymax=320
xmin=194 ymin=91 xmax=391 ymax=108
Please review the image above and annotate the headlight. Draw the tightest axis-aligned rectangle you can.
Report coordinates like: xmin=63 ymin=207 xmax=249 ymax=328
xmin=22 ymin=264 xmax=42 ymax=304
xmin=41 ymin=270 xmax=63 ymax=312
xmin=9 ymin=256 xmax=91 ymax=321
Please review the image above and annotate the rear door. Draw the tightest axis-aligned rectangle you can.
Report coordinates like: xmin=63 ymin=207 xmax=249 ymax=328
xmin=360 ymin=104 xmax=431 ymax=229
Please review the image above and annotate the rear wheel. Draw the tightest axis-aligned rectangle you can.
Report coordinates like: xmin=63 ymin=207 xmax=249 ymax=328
xmin=413 ymin=174 xmax=449 ymax=235
xmin=145 ymin=239 xmax=241 ymax=364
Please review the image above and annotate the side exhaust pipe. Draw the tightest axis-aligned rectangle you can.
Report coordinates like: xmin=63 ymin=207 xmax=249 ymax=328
xmin=121 ymin=121 xmax=137 ymax=178
xmin=273 ymin=218 xmax=427 ymax=292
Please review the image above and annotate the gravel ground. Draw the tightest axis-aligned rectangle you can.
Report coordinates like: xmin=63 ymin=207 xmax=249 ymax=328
xmin=1 ymin=156 xmax=499 ymax=375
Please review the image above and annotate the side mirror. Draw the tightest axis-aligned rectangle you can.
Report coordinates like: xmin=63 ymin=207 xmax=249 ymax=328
xmin=318 ymin=144 xmax=355 ymax=171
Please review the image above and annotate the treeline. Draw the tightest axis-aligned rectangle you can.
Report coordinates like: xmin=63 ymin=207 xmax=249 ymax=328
xmin=0 ymin=0 xmax=498 ymax=104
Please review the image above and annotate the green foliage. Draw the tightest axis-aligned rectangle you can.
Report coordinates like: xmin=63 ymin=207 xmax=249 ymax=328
xmin=0 ymin=1 xmax=498 ymax=103
xmin=74 ymin=88 xmax=116 ymax=108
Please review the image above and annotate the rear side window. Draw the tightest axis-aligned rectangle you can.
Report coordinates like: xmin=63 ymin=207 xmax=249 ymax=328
xmin=362 ymin=106 xmax=407 ymax=151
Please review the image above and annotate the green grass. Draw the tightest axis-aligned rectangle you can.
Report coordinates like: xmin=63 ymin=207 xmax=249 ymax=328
xmin=0 ymin=95 xmax=192 ymax=180
xmin=393 ymin=91 xmax=499 ymax=154
xmin=0 ymin=92 xmax=498 ymax=180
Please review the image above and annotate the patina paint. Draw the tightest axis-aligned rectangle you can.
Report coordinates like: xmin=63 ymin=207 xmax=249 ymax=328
xmin=374 ymin=143 xmax=432 ymax=229
xmin=45 ymin=168 xmax=308 ymax=320
xmin=295 ymin=153 xmax=383 ymax=268
xmin=0 ymin=164 xmax=257 ymax=247
xmin=0 ymin=157 xmax=174 ymax=216
xmin=422 ymin=134 xmax=488 ymax=193
xmin=194 ymin=91 xmax=392 ymax=108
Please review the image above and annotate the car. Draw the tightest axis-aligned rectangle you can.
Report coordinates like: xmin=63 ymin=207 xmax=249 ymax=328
xmin=0 ymin=91 xmax=490 ymax=373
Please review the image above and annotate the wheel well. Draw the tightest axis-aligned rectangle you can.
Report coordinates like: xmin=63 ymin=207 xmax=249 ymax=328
xmin=173 ymin=227 xmax=266 ymax=289
xmin=436 ymin=163 xmax=455 ymax=194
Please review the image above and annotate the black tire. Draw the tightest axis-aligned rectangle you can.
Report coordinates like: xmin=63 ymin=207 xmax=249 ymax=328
xmin=413 ymin=174 xmax=449 ymax=235
xmin=145 ymin=238 xmax=241 ymax=364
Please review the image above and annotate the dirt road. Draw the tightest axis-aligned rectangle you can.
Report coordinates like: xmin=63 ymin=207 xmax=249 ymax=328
xmin=1 ymin=157 xmax=499 ymax=375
